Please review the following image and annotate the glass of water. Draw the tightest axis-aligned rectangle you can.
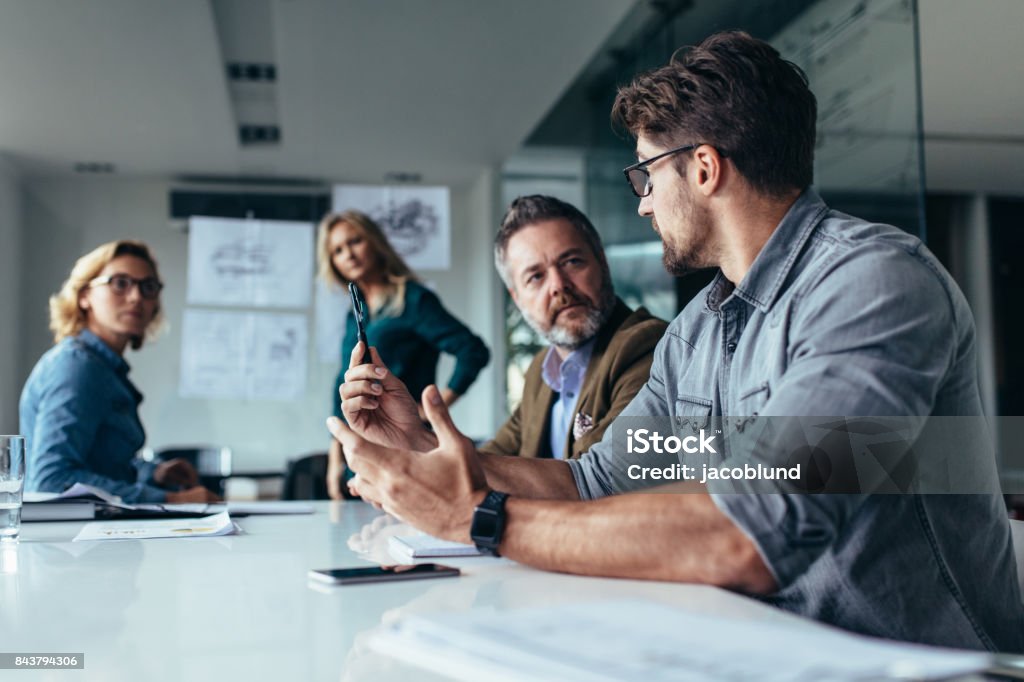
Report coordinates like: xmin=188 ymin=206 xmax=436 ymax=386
xmin=0 ymin=435 xmax=26 ymax=543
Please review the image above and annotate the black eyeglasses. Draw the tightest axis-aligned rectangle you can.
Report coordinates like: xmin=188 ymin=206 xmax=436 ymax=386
xmin=622 ymin=143 xmax=701 ymax=198
xmin=89 ymin=273 xmax=163 ymax=300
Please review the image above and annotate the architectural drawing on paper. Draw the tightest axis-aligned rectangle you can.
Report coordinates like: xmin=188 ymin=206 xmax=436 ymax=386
xmin=187 ymin=216 xmax=313 ymax=308
xmin=332 ymin=185 xmax=451 ymax=270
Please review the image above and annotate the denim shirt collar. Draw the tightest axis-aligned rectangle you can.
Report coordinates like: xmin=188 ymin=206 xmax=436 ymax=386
xmin=706 ymin=188 xmax=829 ymax=313
xmin=77 ymin=329 xmax=132 ymax=378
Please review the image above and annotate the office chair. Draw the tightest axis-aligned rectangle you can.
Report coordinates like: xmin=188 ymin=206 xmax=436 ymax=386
xmin=282 ymin=452 xmax=330 ymax=500
xmin=154 ymin=445 xmax=233 ymax=496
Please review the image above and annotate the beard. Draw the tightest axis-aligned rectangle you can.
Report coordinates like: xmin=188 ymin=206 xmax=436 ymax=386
xmin=662 ymin=238 xmax=700 ymax=277
xmin=656 ymin=195 xmax=715 ymax=277
xmin=522 ymin=277 xmax=616 ymax=351
xmin=661 ymin=237 xmax=688 ymax=276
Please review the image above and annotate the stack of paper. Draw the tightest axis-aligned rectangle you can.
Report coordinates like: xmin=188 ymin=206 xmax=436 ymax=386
xmin=25 ymin=482 xmax=127 ymax=506
xmin=21 ymin=500 xmax=95 ymax=521
xmin=23 ymin=483 xmax=131 ymax=521
xmin=369 ymin=600 xmax=993 ymax=682
xmin=23 ymin=486 xmax=316 ymax=523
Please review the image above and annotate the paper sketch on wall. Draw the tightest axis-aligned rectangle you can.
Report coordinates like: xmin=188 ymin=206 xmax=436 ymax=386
xmin=331 ymin=185 xmax=450 ymax=270
xmin=315 ymin=279 xmax=351 ymax=364
xmin=187 ymin=217 xmax=313 ymax=308
xmin=179 ymin=310 xmax=308 ymax=401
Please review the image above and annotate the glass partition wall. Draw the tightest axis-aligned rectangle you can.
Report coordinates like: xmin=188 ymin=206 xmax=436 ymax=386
xmin=501 ymin=0 xmax=926 ymax=413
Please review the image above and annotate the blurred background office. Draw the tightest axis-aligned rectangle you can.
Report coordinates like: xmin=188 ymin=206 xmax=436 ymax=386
xmin=0 ymin=0 xmax=1021 ymax=495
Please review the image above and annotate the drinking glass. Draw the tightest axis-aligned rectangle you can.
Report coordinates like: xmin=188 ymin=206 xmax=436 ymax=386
xmin=0 ymin=435 xmax=26 ymax=543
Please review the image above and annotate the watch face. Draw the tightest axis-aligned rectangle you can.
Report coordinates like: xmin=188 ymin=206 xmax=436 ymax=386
xmin=472 ymin=509 xmax=500 ymax=542
xmin=471 ymin=492 xmax=508 ymax=553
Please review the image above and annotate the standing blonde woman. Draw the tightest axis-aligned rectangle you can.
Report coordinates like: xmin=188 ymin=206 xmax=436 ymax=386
xmin=318 ymin=210 xmax=490 ymax=499
xmin=20 ymin=240 xmax=220 ymax=503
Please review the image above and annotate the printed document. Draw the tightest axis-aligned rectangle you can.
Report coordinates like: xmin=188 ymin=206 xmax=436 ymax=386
xmin=73 ymin=511 xmax=238 ymax=542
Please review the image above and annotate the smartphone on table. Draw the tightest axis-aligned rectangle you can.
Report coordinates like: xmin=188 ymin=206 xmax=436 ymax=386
xmin=309 ymin=563 xmax=461 ymax=585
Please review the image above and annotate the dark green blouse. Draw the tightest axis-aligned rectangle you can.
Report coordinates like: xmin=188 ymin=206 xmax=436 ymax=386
xmin=332 ymin=280 xmax=489 ymax=419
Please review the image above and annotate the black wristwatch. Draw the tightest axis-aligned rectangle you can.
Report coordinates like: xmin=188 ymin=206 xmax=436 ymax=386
xmin=470 ymin=490 xmax=509 ymax=556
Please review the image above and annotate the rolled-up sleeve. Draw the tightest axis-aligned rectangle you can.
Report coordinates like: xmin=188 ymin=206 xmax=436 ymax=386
xmin=711 ymin=494 xmax=861 ymax=588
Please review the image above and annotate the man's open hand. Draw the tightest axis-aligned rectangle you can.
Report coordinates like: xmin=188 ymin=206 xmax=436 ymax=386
xmin=327 ymin=384 xmax=487 ymax=542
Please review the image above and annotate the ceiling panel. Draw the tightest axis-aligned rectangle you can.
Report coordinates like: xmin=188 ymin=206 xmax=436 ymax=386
xmin=0 ymin=0 xmax=237 ymax=176
xmin=0 ymin=0 xmax=636 ymax=185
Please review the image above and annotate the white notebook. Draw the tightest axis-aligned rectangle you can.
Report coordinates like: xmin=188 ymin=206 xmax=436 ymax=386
xmin=388 ymin=532 xmax=483 ymax=560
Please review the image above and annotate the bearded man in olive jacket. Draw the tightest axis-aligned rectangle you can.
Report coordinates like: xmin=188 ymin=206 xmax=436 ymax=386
xmin=479 ymin=195 xmax=667 ymax=460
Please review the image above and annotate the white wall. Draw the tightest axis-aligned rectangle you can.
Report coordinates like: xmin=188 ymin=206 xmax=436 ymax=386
xmin=423 ymin=167 xmax=505 ymax=439
xmin=435 ymin=168 xmax=505 ymax=437
xmin=0 ymin=154 xmax=23 ymax=433
xmin=18 ymin=172 xmax=503 ymax=471
xmin=920 ymin=0 xmax=1024 ymax=197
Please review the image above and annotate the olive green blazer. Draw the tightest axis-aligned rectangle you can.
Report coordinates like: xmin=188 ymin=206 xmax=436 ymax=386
xmin=480 ymin=299 xmax=667 ymax=460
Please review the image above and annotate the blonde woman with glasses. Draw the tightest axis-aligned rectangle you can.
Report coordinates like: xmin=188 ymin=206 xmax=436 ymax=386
xmin=20 ymin=240 xmax=220 ymax=503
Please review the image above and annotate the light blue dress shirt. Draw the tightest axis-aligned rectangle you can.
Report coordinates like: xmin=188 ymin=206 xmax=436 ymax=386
xmin=541 ymin=339 xmax=595 ymax=459
xmin=20 ymin=329 xmax=164 ymax=503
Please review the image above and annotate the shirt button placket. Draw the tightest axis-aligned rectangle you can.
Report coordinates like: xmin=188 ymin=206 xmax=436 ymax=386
xmin=720 ymin=306 xmax=739 ymax=411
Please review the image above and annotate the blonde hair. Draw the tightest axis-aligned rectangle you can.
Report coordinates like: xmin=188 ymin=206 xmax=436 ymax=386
xmin=49 ymin=240 xmax=166 ymax=351
xmin=316 ymin=209 xmax=417 ymax=317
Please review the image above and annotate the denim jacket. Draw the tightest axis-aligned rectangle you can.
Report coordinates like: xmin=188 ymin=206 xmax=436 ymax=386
xmin=569 ymin=190 xmax=1024 ymax=651
xmin=20 ymin=329 xmax=164 ymax=503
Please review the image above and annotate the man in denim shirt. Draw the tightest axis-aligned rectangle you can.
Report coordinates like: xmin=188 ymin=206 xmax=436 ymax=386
xmin=330 ymin=31 xmax=1024 ymax=651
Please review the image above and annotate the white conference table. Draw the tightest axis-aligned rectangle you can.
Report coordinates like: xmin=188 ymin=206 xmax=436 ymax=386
xmin=2 ymin=501 xmax=852 ymax=681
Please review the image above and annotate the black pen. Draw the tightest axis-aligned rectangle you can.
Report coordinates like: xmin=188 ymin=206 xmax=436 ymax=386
xmin=348 ymin=282 xmax=373 ymax=365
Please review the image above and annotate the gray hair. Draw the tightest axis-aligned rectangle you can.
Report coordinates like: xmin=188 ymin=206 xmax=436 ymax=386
xmin=494 ymin=195 xmax=611 ymax=291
